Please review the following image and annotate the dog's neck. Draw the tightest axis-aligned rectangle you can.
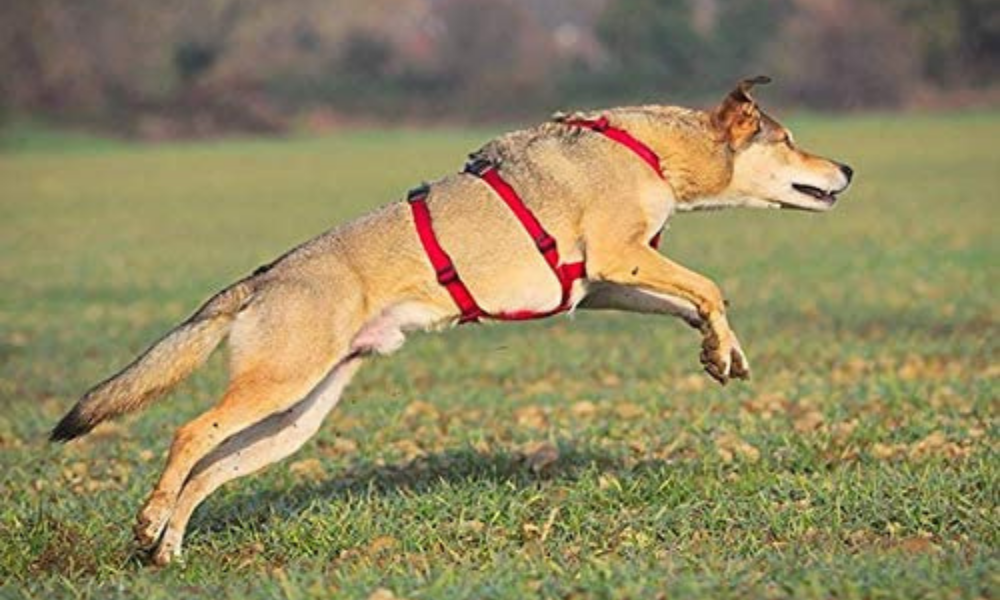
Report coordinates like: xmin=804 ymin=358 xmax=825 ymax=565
xmin=612 ymin=107 xmax=738 ymax=209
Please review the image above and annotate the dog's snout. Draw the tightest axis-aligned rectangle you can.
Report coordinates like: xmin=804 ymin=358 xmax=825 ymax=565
xmin=839 ymin=163 xmax=854 ymax=183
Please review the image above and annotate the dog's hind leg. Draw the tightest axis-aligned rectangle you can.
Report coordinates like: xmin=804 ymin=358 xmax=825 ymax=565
xmin=150 ymin=357 xmax=363 ymax=565
xmin=134 ymin=282 xmax=362 ymax=550
xmin=134 ymin=360 xmax=335 ymax=550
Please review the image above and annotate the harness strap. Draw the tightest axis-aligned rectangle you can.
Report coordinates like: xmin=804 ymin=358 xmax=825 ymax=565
xmin=465 ymin=158 xmax=583 ymax=317
xmin=566 ymin=115 xmax=665 ymax=250
xmin=409 ymin=116 xmax=666 ymax=323
xmin=562 ymin=116 xmax=665 ymax=180
xmin=476 ymin=166 xmax=559 ymax=270
xmin=406 ymin=185 xmax=485 ymax=323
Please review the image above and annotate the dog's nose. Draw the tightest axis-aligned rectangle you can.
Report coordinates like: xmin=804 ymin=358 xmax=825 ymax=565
xmin=839 ymin=163 xmax=854 ymax=183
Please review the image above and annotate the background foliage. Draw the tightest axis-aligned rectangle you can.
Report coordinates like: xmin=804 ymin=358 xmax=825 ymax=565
xmin=1 ymin=0 xmax=997 ymax=136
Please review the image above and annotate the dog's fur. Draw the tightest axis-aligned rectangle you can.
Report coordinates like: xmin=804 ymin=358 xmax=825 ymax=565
xmin=51 ymin=77 xmax=852 ymax=564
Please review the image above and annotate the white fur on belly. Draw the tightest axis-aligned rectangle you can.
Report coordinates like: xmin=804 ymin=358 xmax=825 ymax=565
xmin=351 ymin=302 xmax=451 ymax=355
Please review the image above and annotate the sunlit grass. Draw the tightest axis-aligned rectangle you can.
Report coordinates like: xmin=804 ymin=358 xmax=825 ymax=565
xmin=0 ymin=113 xmax=997 ymax=599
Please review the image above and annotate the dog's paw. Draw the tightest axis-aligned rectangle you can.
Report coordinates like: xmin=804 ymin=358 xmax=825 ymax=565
xmin=151 ymin=533 xmax=184 ymax=567
xmin=134 ymin=492 xmax=173 ymax=550
xmin=729 ymin=338 xmax=751 ymax=381
xmin=699 ymin=315 xmax=749 ymax=385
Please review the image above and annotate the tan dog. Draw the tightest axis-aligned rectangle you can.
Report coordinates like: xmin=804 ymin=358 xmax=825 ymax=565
xmin=51 ymin=77 xmax=853 ymax=564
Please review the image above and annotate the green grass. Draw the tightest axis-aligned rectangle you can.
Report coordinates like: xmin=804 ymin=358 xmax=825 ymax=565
xmin=0 ymin=113 xmax=997 ymax=599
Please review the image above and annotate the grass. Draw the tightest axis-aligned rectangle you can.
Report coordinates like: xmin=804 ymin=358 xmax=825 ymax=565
xmin=0 ymin=112 xmax=997 ymax=599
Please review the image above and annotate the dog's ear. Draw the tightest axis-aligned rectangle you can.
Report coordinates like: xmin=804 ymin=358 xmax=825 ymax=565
xmin=712 ymin=75 xmax=771 ymax=149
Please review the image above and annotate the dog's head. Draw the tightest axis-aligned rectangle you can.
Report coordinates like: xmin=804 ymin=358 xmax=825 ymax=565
xmin=705 ymin=76 xmax=853 ymax=212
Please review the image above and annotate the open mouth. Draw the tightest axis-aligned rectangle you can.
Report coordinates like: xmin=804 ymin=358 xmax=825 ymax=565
xmin=791 ymin=183 xmax=838 ymax=206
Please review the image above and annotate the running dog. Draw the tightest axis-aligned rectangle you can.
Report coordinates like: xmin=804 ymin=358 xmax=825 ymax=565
xmin=51 ymin=76 xmax=853 ymax=564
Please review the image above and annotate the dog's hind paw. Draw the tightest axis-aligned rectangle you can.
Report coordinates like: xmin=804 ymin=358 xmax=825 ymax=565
xmin=134 ymin=492 xmax=173 ymax=550
xmin=151 ymin=534 xmax=184 ymax=567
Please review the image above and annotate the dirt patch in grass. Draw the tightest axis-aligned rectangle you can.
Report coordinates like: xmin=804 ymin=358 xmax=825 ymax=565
xmin=27 ymin=515 xmax=106 ymax=579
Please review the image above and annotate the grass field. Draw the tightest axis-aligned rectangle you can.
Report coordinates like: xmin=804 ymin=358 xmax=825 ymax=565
xmin=0 ymin=113 xmax=997 ymax=599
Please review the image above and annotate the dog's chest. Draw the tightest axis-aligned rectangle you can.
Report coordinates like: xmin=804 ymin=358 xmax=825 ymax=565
xmin=639 ymin=181 xmax=677 ymax=239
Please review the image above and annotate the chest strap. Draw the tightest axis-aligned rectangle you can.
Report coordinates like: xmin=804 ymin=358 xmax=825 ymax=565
xmin=407 ymin=184 xmax=485 ymax=323
xmin=465 ymin=157 xmax=586 ymax=321
xmin=407 ymin=116 xmax=665 ymax=324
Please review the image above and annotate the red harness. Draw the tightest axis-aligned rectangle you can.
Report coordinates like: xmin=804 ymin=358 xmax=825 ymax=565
xmin=407 ymin=116 xmax=665 ymax=323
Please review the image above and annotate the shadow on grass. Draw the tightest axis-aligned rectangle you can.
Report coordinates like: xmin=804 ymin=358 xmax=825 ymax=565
xmin=189 ymin=441 xmax=654 ymax=538
xmin=17 ymin=446 xmax=635 ymax=580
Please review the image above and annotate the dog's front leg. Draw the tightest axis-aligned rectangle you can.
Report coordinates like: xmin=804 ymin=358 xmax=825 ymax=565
xmin=579 ymin=282 xmax=703 ymax=329
xmin=587 ymin=244 xmax=750 ymax=384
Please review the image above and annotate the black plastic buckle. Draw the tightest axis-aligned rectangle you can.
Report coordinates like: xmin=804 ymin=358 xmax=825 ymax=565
xmin=535 ymin=234 xmax=557 ymax=254
xmin=590 ymin=116 xmax=610 ymax=132
xmin=406 ymin=183 xmax=430 ymax=203
xmin=464 ymin=156 xmax=494 ymax=177
xmin=436 ymin=265 xmax=459 ymax=285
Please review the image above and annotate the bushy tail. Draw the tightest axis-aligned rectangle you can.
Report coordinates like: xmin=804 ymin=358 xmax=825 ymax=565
xmin=50 ymin=281 xmax=256 ymax=442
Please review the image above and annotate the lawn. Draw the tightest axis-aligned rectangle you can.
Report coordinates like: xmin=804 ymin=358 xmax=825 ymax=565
xmin=0 ymin=112 xmax=997 ymax=599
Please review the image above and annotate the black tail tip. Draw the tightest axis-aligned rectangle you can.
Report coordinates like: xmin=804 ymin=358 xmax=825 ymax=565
xmin=50 ymin=406 xmax=93 ymax=443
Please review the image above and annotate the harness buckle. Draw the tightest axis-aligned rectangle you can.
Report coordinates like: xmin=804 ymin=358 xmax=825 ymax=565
xmin=463 ymin=156 xmax=494 ymax=177
xmin=534 ymin=233 xmax=557 ymax=254
xmin=436 ymin=265 xmax=459 ymax=285
xmin=406 ymin=183 xmax=430 ymax=203
xmin=590 ymin=116 xmax=610 ymax=132
xmin=564 ymin=116 xmax=610 ymax=132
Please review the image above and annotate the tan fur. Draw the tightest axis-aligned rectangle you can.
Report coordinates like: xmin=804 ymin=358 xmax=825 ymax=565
xmin=51 ymin=281 xmax=256 ymax=441
xmin=51 ymin=78 xmax=852 ymax=564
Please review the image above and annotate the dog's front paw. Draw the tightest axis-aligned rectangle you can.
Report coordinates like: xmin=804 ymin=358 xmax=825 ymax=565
xmin=729 ymin=337 xmax=751 ymax=381
xmin=699 ymin=314 xmax=750 ymax=385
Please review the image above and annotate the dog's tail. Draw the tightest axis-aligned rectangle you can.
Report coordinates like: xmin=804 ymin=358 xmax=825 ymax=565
xmin=50 ymin=280 xmax=256 ymax=443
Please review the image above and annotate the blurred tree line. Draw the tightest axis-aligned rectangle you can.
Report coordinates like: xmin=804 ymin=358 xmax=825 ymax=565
xmin=1 ymin=0 xmax=996 ymax=137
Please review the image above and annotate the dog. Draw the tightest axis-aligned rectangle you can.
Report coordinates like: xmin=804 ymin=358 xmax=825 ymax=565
xmin=51 ymin=76 xmax=853 ymax=564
